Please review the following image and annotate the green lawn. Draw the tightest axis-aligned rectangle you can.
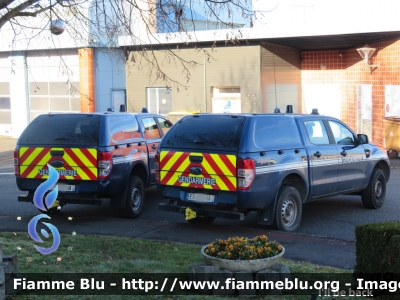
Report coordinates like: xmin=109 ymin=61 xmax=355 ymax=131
xmin=1 ymin=232 xmax=357 ymax=299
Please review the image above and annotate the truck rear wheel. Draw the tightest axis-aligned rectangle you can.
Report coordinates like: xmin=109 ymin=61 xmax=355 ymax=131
xmin=272 ymin=186 xmax=302 ymax=232
xmin=361 ymin=168 xmax=386 ymax=209
xmin=120 ymin=175 xmax=144 ymax=219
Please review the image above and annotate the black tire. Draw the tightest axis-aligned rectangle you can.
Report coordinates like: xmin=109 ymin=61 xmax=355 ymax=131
xmin=272 ymin=186 xmax=302 ymax=232
xmin=186 ymin=216 xmax=216 ymax=224
xmin=120 ymin=175 xmax=144 ymax=219
xmin=361 ymin=168 xmax=386 ymax=209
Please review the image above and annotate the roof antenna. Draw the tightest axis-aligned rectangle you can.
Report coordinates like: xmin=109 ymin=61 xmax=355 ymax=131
xmin=311 ymin=108 xmax=319 ymax=115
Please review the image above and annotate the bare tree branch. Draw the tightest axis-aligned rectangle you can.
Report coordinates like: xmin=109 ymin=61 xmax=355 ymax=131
xmin=1 ymin=0 xmax=266 ymax=90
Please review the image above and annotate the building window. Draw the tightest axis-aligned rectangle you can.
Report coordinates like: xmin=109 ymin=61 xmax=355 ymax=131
xmin=29 ymin=81 xmax=80 ymax=120
xmin=27 ymin=50 xmax=80 ymax=121
xmin=146 ymin=87 xmax=172 ymax=115
xmin=0 ymin=82 xmax=11 ymax=124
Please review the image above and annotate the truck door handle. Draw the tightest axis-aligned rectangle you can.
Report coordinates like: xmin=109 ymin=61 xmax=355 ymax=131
xmin=314 ymin=151 xmax=321 ymax=158
xmin=340 ymin=151 xmax=347 ymax=156
xmin=151 ymin=144 xmax=157 ymax=150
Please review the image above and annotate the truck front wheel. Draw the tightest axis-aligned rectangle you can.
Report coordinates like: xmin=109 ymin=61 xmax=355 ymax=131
xmin=272 ymin=186 xmax=302 ymax=232
xmin=361 ymin=168 xmax=386 ymax=209
xmin=120 ymin=175 xmax=144 ymax=219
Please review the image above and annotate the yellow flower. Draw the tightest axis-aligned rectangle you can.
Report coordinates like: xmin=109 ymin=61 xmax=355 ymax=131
xmin=278 ymin=245 xmax=282 ymax=251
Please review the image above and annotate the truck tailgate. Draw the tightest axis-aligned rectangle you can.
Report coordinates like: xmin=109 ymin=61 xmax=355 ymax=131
xmin=19 ymin=147 xmax=97 ymax=180
xmin=159 ymin=151 xmax=236 ymax=191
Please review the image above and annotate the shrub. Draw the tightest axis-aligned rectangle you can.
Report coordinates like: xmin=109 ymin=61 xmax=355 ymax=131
xmin=355 ymin=221 xmax=400 ymax=273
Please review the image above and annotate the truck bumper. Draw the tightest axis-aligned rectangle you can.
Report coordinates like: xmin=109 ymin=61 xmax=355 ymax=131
xmin=158 ymin=202 xmax=244 ymax=220
xmin=18 ymin=194 xmax=103 ymax=205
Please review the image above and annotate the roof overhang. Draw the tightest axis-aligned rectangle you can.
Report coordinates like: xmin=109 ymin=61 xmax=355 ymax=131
xmin=261 ymin=31 xmax=400 ymax=51
xmin=119 ymin=28 xmax=400 ymax=51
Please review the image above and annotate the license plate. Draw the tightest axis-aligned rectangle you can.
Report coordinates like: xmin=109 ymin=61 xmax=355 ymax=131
xmin=187 ymin=193 xmax=215 ymax=203
xmin=57 ymin=184 xmax=76 ymax=192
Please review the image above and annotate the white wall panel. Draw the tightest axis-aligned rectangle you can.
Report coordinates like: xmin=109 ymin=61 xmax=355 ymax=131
xmin=0 ymin=54 xmax=9 ymax=82
xmin=9 ymin=53 xmax=29 ymax=137
xmin=385 ymin=85 xmax=400 ymax=117
xmin=303 ymin=84 xmax=341 ymax=119
xmin=94 ymin=49 xmax=126 ymax=112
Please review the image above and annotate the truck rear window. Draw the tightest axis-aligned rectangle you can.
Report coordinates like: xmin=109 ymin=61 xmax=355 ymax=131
xmin=19 ymin=114 xmax=101 ymax=145
xmin=161 ymin=115 xmax=245 ymax=152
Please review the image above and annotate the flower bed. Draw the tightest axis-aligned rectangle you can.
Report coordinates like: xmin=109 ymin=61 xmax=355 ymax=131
xmin=204 ymin=235 xmax=283 ymax=260
xmin=201 ymin=235 xmax=285 ymax=272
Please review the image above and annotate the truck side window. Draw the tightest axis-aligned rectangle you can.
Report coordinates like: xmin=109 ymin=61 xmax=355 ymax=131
xmin=328 ymin=121 xmax=355 ymax=145
xmin=304 ymin=120 xmax=330 ymax=145
xmin=157 ymin=117 xmax=172 ymax=135
xmin=142 ymin=117 xmax=161 ymax=140
xmin=110 ymin=115 xmax=141 ymax=141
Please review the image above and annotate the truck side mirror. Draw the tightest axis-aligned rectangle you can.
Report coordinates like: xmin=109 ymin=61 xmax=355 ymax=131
xmin=357 ymin=134 xmax=369 ymax=144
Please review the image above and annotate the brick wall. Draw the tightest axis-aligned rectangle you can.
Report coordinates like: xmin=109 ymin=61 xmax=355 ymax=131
xmin=301 ymin=37 xmax=400 ymax=147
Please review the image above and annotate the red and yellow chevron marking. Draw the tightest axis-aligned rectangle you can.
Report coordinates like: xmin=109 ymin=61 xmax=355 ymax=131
xmin=159 ymin=151 xmax=237 ymax=191
xmin=19 ymin=147 xmax=97 ymax=180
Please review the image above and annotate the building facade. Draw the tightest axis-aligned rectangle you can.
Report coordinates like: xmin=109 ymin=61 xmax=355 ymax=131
xmin=3 ymin=0 xmax=400 ymax=150
xmin=125 ymin=43 xmax=301 ymax=117
xmin=0 ymin=0 xmax=127 ymax=138
xmin=0 ymin=47 xmax=126 ymax=138
xmin=120 ymin=0 xmax=400 ymax=148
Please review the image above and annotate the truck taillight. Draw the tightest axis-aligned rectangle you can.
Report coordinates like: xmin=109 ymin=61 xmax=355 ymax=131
xmin=14 ymin=150 xmax=19 ymax=176
xmin=98 ymin=151 xmax=112 ymax=179
xmin=155 ymin=153 xmax=160 ymax=182
xmin=237 ymin=158 xmax=255 ymax=190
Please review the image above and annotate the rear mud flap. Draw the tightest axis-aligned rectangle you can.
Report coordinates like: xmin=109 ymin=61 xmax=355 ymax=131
xmin=257 ymin=208 xmax=275 ymax=225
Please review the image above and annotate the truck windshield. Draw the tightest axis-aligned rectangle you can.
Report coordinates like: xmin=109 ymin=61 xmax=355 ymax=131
xmin=19 ymin=114 xmax=101 ymax=146
xmin=161 ymin=115 xmax=245 ymax=152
